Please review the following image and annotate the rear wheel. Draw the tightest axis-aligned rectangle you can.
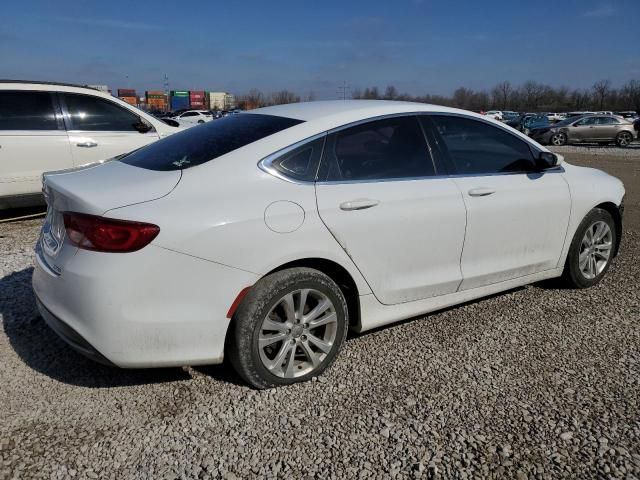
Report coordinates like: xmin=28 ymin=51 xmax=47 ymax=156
xmin=550 ymin=132 xmax=567 ymax=146
xmin=560 ymin=208 xmax=616 ymax=288
xmin=197 ymin=120 xmax=205 ymax=124
xmin=616 ymin=131 xmax=633 ymax=147
xmin=228 ymin=268 xmax=348 ymax=389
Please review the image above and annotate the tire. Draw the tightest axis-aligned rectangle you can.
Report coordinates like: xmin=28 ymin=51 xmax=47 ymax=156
xmin=615 ymin=131 xmax=633 ymax=147
xmin=550 ymin=132 xmax=567 ymax=146
xmin=197 ymin=120 xmax=205 ymax=124
xmin=560 ymin=208 xmax=616 ymax=288
xmin=227 ymin=267 xmax=348 ymax=389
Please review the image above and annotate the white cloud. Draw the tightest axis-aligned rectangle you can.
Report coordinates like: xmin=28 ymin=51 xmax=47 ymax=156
xmin=52 ymin=16 xmax=161 ymax=31
xmin=583 ymin=5 xmax=615 ymax=17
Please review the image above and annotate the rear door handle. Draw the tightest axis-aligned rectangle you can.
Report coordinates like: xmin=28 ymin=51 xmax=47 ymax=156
xmin=76 ymin=141 xmax=98 ymax=148
xmin=468 ymin=187 xmax=495 ymax=197
xmin=339 ymin=199 xmax=380 ymax=211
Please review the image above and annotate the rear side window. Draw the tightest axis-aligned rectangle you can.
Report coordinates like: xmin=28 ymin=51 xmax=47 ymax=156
xmin=63 ymin=93 xmax=142 ymax=131
xmin=596 ymin=116 xmax=619 ymax=125
xmin=319 ymin=116 xmax=434 ymax=182
xmin=0 ymin=91 xmax=59 ymax=130
xmin=268 ymin=137 xmax=325 ymax=182
xmin=122 ymin=114 xmax=304 ymax=171
xmin=425 ymin=115 xmax=536 ymax=175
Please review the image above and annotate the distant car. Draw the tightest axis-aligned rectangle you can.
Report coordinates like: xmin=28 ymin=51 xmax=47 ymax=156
xmin=33 ymin=100 xmax=625 ymax=388
xmin=484 ymin=110 xmax=503 ymax=121
xmin=521 ymin=115 xmax=550 ymax=135
xmin=529 ymin=115 xmax=636 ymax=147
xmin=547 ymin=113 xmax=566 ymax=123
xmin=566 ymin=111 xmax=596 ymax=118
xmin=615 ymin=111 xmax=638 ymax=120
xmin=0 ymin=81 xmax=180 ymax=209
xmin=171 ymin=110 xmax=213 ymax=126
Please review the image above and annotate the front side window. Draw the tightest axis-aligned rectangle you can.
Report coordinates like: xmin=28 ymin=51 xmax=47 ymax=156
xmin=319 ymin=116 xmax=434 ymax=181
xmin=425 ymin=115 xmax=537 ymax=175
xmin=63 ymin=93 xmax=142 ymax=131
xmin=0 ymin=91 xmax=59 ymax=131
xmin=574 ymin=117 xmax=596 ymax=127
xmin=122 ymin=113 xmax=303 ymax=171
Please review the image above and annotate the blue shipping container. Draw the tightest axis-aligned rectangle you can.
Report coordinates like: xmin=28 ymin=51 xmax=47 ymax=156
xmin=171 ymin=91 xmax=189 ymax=111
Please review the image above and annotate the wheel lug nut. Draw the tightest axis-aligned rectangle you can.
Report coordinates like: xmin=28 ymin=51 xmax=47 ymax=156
xmin=301 ymin=335 xmax=307 ymax=341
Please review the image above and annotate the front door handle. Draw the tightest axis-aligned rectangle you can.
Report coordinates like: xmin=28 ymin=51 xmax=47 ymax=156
xmin=339 ymin=199 xmax=380 ymax=211
xmin=76 ymin=141 xmax=98 ymax=148
xmin=468 ymin=187 xmax=495 ymax=197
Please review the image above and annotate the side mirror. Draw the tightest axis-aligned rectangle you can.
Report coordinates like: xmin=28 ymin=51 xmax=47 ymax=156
xmin=133 ymin=118 xmax=153 ymax=133
xmin=537 ymin=152 xmax=563 ymax=170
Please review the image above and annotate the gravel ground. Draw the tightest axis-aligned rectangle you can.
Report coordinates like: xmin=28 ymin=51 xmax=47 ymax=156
xmin=1 ymin=151 xmax=639 ymax=479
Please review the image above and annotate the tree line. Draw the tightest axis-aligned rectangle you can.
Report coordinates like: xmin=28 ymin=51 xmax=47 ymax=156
xmin=236 ymin=80 xmax=640 ymax=113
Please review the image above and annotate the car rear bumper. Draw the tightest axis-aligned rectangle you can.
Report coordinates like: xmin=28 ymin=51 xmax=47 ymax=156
xmin=33 ymin=243 xmax=259 ymax=368
xmin=36 ymin=297 xmax=115 ymax=366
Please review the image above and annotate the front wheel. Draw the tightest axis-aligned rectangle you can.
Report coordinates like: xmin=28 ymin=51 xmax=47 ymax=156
xmin=616 ymin=131 xmax=633 ymax=147
xmin=560 ymin=208 xmax=616 ymax=288
xmin=550 ymin=132 xmax=567 ymax=146
xmin=228 ymin=268 xmax=348 ymax=389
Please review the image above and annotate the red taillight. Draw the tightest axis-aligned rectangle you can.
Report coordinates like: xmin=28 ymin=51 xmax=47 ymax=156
xmin=63 ymin=212 xmax=160 ymax=253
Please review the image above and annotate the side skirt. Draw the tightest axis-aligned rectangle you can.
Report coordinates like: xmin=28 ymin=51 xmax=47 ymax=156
xmin=356 ymin=268 xmax=563 ymax=332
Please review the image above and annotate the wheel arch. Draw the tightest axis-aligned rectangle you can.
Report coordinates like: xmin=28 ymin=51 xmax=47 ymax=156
xmin=595 ymin=201 xmax=623 ymax=256
xmin=265 ymin=258 xmax=362 ymax=331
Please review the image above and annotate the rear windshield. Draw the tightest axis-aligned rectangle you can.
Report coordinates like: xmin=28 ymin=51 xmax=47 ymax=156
xmin=121 ymin=113 xmax=303 ymax=171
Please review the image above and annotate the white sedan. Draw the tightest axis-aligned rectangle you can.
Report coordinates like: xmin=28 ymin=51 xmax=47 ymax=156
xmin=33 ymin=101 xmax=625 ymax=388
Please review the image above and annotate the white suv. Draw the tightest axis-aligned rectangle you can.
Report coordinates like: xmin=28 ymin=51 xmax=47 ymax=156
xmin=0 ymin=81 xmax=180 ymax=209
xmin=171 ymin=110 xmax=213 ymax=126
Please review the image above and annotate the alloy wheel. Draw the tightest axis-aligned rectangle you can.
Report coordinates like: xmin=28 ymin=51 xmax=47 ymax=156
xmin=258 ymin=289 xmax=338 ymax=378
xmin=617 ymin=132 xmax=632 ymax=147
xmin=579 ymin=221 xmax=613 ymax=280
xmin=551 ymin=133 xmax=566 ymax=146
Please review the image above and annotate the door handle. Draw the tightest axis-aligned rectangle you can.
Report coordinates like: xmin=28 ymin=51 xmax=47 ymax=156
xmin=468 ymin=187 xmax=495 ymax=197
xmin=339 ymin=199 xmax=380 ymax=211
xmin=76 ymin=141 xmax=98 ymax=148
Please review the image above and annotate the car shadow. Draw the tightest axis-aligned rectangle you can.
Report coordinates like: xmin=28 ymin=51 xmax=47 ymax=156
xmin=1 ymin=266 xmax=200 ymax=388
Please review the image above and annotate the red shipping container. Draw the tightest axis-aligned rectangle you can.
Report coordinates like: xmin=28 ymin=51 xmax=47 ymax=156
xmin=118 ymin=88 xmax=136 ymax=97
xmin=190 ymin=91 xmax=206 ymax=108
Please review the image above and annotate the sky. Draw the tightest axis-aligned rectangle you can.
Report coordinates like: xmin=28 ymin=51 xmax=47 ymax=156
xmin=1 ymin=0 xmax=639 ymax=99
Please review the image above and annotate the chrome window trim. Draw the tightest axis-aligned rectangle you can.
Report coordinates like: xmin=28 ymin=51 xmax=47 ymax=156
xmin=259 ymin=110 xmax=562 ymax=186
xmin=258 ymin=132 xmax=327 ymax=184
xmin=316 ymin=166 xmax=565 ymax=186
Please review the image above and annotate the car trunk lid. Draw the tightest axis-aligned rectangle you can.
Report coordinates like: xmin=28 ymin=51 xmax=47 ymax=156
xmin=37 ymin=160 xmax=180 ymax=273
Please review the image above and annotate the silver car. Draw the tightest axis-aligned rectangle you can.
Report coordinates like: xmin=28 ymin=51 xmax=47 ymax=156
xmin=531 ymin=115 xmax=637 ymax=147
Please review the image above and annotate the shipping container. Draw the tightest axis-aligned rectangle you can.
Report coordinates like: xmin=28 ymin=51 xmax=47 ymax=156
xmin=189 ymin=90 xmax=206 ymax=109
xmin=208 ymin=91 xmax=236 ymax=111
xmin=118 ymin=88 xmax=136 ymax=97
xmin=119 ymin=96 xmax=138 ymax=106
xmin=145 ymin=91 xmax=168 ymax=111
xmin=170 ymin=90 xmax=190 ymax=111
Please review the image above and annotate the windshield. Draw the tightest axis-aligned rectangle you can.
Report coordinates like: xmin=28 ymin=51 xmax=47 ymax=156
xmin=121 ymin=114 xmax=303 ymax=171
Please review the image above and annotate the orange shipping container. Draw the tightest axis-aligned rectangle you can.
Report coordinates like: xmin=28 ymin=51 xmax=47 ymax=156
xmin=119 ymin=96 xmax=137 ymax=106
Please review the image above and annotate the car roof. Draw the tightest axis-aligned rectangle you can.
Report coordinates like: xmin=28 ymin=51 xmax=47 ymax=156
xmin=251 ymin=100 xmax=471 ymax=123
xmin=0 ymin=79 xmax=116 ymax=98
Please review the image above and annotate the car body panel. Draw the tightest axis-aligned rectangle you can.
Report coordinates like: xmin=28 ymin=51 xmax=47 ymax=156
xmin=316 ymin=177 xmax=467 ymax=304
